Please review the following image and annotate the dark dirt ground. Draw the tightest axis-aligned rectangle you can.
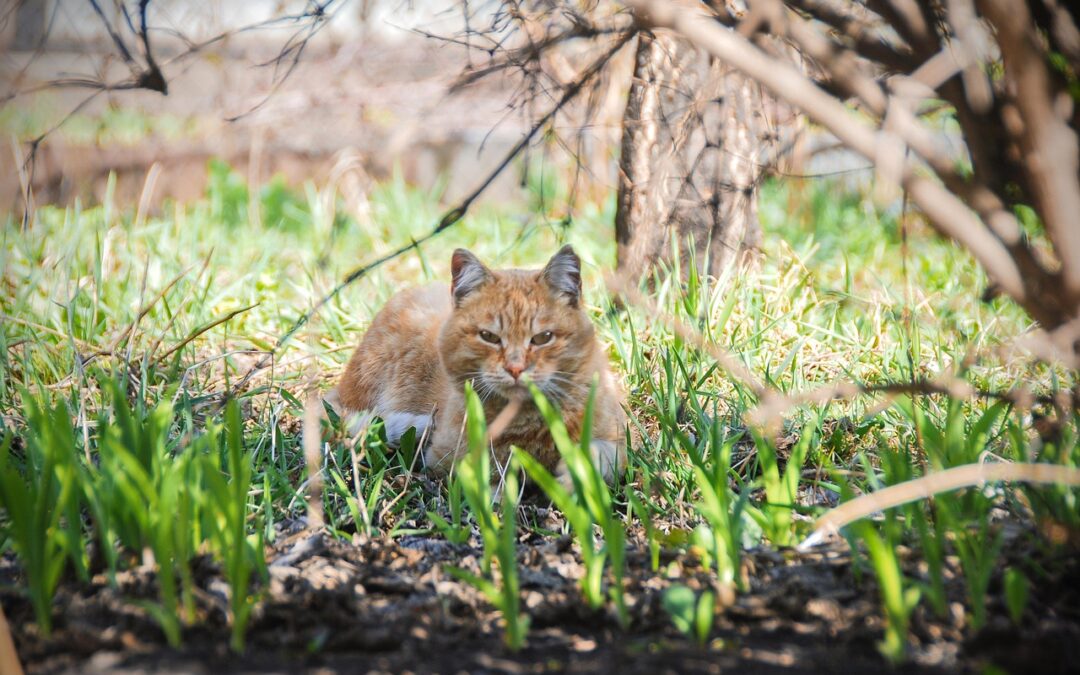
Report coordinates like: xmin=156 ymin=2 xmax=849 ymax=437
xmin=5 ymin=509 xmax=1080 ymax=675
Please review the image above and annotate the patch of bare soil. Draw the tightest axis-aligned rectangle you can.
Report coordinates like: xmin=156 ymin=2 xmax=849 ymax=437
xmin=4 ymin=513 xmax=1079 ymax=674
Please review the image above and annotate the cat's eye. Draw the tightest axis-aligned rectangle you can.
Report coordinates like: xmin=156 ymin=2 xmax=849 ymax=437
xmin=478 ymin=329 xmax=501 ymax=344
xmin=531 ymin=331 xmax=554 ymax=346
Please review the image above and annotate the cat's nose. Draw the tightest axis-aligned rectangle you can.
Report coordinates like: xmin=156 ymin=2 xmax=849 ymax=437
xmin=504 ymin=363 xmax=525 ymax=380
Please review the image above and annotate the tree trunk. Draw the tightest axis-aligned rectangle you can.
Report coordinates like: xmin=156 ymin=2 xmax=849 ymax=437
xmin=615 ymin=30 xmax=777 ymax=280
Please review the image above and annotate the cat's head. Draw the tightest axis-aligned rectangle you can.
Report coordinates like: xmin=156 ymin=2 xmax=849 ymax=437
xmin=439 ymin=245 xmax=596 ymax=401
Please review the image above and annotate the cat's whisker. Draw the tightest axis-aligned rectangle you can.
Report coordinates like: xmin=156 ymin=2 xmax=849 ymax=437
xmin=537 ymin=378 xmax=584 ymax=405
xmin=474 ymin=378 xmax=496 ymax=402
xmin=544 ymin=374 xmax=588 ymax=386
xmin=541 ymin=375 xmax=590 ymax=394
xmin=460 ymin=371 xmax=502 ymax=402
xmin=548 ymin=373 xmax=591 ymax=384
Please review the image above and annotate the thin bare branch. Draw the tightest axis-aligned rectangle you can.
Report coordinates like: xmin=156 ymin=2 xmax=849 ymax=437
xmin=783 ymin=0 xmax=915 ymax=71
xmin=0 ymin=604 xmax=24 ymax=675
xmin=750 ymin=375 xmax=1052 ymax=432
xmin=303 ymin=392 xmax=326 ymax=531
xmin=87 ymin=0 xmax=137 ymax=67
xmin=154 ymin=303 xmax=259 ymax=364
xmin=800 ymin=461 xmax=1080 ymax=550
xmin=605 ymin=270 xmax=768 ymax=397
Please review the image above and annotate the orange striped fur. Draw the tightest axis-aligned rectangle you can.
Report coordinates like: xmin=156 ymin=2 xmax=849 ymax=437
xmin=334 ymin=246 xmax=626 ymax=482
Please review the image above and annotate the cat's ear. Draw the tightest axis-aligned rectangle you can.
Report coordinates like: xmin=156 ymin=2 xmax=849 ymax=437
xmin=542 ymin=244 xmax=581 ymax=307
xmin=451 ymin=248 xmax=492 ymax=305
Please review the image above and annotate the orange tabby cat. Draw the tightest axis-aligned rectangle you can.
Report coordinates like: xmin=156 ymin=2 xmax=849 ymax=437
xmin=333 ymin=245 xmax=626 ymax=482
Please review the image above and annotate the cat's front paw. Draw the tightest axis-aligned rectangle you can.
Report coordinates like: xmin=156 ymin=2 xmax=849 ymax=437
xmin=590 ymin=439 xmax=625 ymax=483
xmin=554 ymin=460 xmax=575 ymax=493
xmin=552 ymin=440 xmax=625 ymax=490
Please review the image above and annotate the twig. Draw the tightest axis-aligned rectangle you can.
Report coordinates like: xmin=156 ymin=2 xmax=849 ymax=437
xmin=749 ymin=376 xmax=1054 ymax=431
xmin=87 ymin=0 xmax=137 ymax=67
xmin=158 ymin=2 xmax=346 ymax=70
xmin=487 ymin=395 xmax=524 ymax=442
xmin=800 ymin=461 xmax=1080 ymax=549
xmin=0 ymin=604 xmax=24 ymax=675
xmin=447 ymin=19 xmax=634 ymax=92
xmin=782 ymin=0 xmax=915 ymax=71
xmin=303 ymin=392 xmax=325 ymax=531
xmin=135 ymin=0 xmax=167 ymax=93
xmin=225 ymin=11 xmax=332 ymax=122
xmin=605 ymin=270 xmax=768 ymax=397
xmin=0 ymin=313 xmax=96 ymax=351
xmin=154 ymin=304 xmax=259 ymax=364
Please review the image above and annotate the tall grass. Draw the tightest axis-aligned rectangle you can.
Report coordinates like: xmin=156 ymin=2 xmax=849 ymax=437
xmin=0 ymin=396 xmax=86 ymax=635
xmin=519 ymin=382 xmax=629 ymax=627
xmin=3 ymin=162 xmax=1079 ymax=661
xmin=0 ymin=379 xmax=265 ymax=649
xmin=445 ymin=384 xmax=529 ymax=650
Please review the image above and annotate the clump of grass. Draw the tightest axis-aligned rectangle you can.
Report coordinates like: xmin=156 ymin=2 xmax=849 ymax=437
xmin=893 ymin=395 xmax=1008 ymax=631
xmin=454 ymin=385 xmax=500 ymax=572
xmin=5 ymin=158 xmax=1080 ymax=664
xmin=651 ymin=389 xmax=749 ymax=591
xmin=0 ymin=395 xmax=86 ymax=636
xmin=203 ymin=399 xmax=266 ymax=652
xmin=687 ymin=430 xmax=749 ymax=592
xmin=852 ymin=518 xmax=921 ymax=664
xmin=428 ymin=475 xmax=470 ymax=546
xmin=518 ymin=381 xmax=629 ymax=628
xmin=445 ymin=384 xmax=529 ymax=650
xmin=626 ymin=479 xmax=661 ymax=572
xmin=1004 ymin=567 xmax=1029 ymax=625
xmin=1006 ymin=411 xmax=1080 ymax=539
xmin=662 ymin=584 xmax=715 ymax=647
xmin=748 ymin=421 xmax=818 ymax=547
xmin=90 ymin=382 xmax=200 ymax=646
xmin=0 ymin=378 xmax=266 ymax=650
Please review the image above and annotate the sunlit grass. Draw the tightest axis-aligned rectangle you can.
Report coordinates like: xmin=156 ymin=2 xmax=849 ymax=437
xmin=0 ymin=96 xmax=199 ymax=146
xmin=2 ymin=160 xmax=1077 ymax=659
